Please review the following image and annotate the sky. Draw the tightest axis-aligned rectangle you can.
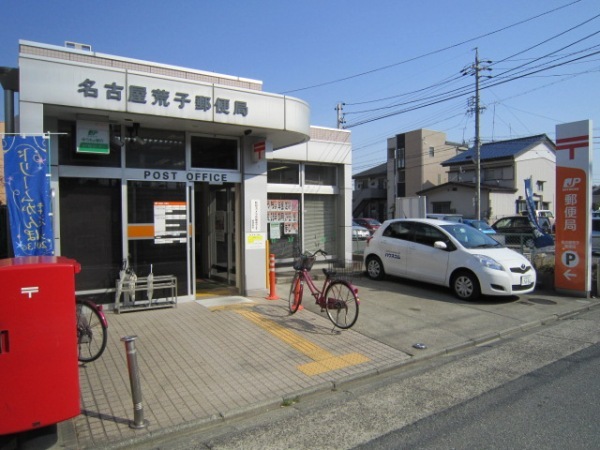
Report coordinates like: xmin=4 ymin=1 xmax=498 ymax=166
xmin=1 ymin=0 xmax=599 ymax=180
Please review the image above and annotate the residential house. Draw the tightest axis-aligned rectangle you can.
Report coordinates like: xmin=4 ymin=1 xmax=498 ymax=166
xmin=423 ymin=134 xmax=556 ymax=221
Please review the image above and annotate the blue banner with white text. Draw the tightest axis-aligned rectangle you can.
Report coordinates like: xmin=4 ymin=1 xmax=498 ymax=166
xmin=2 ymin=135 xmax=54 ymax=256
xmin=524 ymin=178 xmax=553 ymax=248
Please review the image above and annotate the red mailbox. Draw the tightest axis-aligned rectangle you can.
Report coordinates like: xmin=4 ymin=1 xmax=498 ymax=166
xmin=0 ymin=256 xmax=81 ymax=435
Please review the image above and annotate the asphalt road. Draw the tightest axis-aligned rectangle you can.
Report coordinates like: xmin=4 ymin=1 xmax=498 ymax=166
xmin=356 ymin=342 xmax=600 ymax=449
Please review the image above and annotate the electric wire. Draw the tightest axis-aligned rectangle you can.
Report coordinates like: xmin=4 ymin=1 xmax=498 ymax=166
xmin=280 ymin=0 xmax=583 ymax=94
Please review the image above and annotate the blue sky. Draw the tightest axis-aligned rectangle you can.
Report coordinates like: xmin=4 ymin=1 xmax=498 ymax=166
xmin=1 ymin=0 xmax=599 ymax=180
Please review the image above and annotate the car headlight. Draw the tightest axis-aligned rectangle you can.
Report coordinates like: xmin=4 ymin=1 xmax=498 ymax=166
xmin=474 ymin=254 xmax=503 ymax=271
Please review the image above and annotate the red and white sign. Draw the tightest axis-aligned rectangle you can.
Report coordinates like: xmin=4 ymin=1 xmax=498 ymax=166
xmin=253 ymin=141 xmax=266 ymax=162
xmin=554 ymin=120 xmax=593 ymax=296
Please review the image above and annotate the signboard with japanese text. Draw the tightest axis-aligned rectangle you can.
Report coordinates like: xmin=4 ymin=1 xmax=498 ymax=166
xmin=2 ymin=135 xmax=54 ymax=256
xmin=250 ymin=199 xmax=261 ymax=232
xmin=267 ymin=199 xmax=299 ymax=236
xmin=76 ymin=120 xmax=110 ymax=154
xmin=154 ymin=201 xmax=187 ymax=244
xmin=246 ymin=233 xmax=266 ymax=250
xmin=19 ymin=58 xmax=289 ymax=130
xmin=555 ymin=120 xmax=593 ymax=296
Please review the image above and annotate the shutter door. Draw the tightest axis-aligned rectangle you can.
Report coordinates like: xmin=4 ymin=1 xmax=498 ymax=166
xmin=304 ymin=195 xmax=336 ymax=255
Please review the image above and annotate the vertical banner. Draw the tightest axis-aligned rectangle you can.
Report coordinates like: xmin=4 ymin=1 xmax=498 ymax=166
xmin=523 ymin=177 xmax=540 ymax=228
xmin=2 ymin=135 xmax=54 ymax=256
xmin=555 ymin=120 xmax=593 ymax=297
xmin=524 ymin=178 xmax=553 ymax=248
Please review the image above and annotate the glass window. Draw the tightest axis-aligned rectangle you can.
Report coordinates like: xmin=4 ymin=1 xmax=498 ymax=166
xmin=127 ymin=181 xmax=188 ymax=296
xmin=383 ymin=221 xmax=413 ymax=241
xmin=125 ymin=128 xmax=185 ymax=170
xmin=58 ymin=121 xmax=121 ymax=167
xmin=397 ymin=147 xmax=405 ymax=168
xmin=267 ymin=162 xmax=300 ymax=184
xmin=267 ymin=194 xmax=301 ymax=260
xmin=414 ymin=223 xmax=446 ymax=247
xmin=305 ymin=164 xmax=336 ymax=186
xmin=59 ymin=177 xmax=122 ymax=296
xmin=190 ymin=136 xmax=238 ymax=170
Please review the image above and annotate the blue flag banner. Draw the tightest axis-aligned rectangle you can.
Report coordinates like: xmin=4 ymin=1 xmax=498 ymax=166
xmin=524 ymin=178 xmax=553 ymax=248
xmin=523 ymin=178 xmax=540 ymax=228
xmin=2 ymin=135 xmax=54 ymax=256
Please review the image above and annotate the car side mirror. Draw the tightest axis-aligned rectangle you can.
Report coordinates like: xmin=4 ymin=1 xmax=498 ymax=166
xmin=434 ymin=241 xmax=447 ymax=250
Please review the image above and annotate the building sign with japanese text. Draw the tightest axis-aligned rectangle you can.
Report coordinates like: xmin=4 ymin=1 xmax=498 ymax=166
xmin=555 ymin=120 xmax=593 ymax=296
xmin=19 ymin=56 xmax=309 ymax=137
xmin=154 ymin=201 xmax=187 ymax=244
xmin=267 ymin=199 xmax=298 ymax=235
xmin=76 ymin=120 xmax=110 ymax=154
xmin=76 ymin=76 xmax=249 ymax=120
xmin=2 ymin=135 xmax=54 ymax=256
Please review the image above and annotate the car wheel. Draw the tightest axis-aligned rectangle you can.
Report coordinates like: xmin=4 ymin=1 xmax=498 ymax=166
xmin=366 ymin=255 xmax=385 ymax=280
xmin=451 ymin=270 xmax=481 ymax=301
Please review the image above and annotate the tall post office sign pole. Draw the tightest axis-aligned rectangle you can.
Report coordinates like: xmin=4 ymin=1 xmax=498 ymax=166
xmin=554 ymin=120 xmax=593 ymax=297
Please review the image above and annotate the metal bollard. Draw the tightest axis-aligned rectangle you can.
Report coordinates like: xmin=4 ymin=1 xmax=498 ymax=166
xmin=121 ymin=335 xmax=149 ymax=429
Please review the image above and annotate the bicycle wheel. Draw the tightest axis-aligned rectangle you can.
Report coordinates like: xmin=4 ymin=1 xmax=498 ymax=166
xmin=288 ymin=272 xmax=304 ymax=314
xmin=324 ymin=280 xmax=359 ymax=329
xmin=76 ymin=300 xmax=108 ymax=363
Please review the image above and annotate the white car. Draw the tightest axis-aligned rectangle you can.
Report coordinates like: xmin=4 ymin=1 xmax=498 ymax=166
xmin=363 ymin=218 xmax=536 ymax=301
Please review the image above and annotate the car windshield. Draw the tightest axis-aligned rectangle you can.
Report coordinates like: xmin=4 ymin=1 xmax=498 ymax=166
xmin=364 ymin=219 xmax=381 ymax=225
xmin=441 ymin=224 xmax=502 ymax=249
xmin=470 ymin=220 xmax=492 ymax=230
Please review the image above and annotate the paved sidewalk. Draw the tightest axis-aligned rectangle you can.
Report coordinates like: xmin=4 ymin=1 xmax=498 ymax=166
xmin=52 ymin=280 xmax=600 ymax=449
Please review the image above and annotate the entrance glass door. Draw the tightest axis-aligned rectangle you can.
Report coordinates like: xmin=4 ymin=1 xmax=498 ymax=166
xmin=127 ymin=180 xmax=189 ymax=297
xmin=210 ymin=185 xmax=236 ymax=285
xmin=194 ymin=183 xmax=237 ymax=290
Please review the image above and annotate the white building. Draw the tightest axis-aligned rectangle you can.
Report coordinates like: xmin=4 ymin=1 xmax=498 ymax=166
xmin=5 ymin=40 xmax=353 ymax=303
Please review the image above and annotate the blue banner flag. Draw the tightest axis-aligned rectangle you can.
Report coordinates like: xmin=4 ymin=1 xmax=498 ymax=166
xmin=2 ymin=135 xmax=54 ymax=256
xmin=524 ymin=178 xmax=553 ymax=248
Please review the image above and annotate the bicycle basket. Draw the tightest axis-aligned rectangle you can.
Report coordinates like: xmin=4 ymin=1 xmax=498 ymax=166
xmin=293 ymin=255 xmax=316 ymax=271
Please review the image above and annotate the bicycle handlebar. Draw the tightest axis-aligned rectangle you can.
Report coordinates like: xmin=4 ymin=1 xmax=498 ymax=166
xmin=303 ymin=249 xmax=327 ymax=258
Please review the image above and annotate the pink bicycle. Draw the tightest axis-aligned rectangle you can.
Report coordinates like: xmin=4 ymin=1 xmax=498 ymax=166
xmin=76 ymin=298 xmax=108 ymax=363
xmin=288 ymin=249 xmax=359 ymax=329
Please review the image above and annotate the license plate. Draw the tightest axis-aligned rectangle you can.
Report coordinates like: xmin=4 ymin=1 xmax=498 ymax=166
xmin=521 ymin=275 xmax=533 ymax=285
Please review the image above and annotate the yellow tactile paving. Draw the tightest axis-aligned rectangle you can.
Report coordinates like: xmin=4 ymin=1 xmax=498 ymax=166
xmin=299 ymin=352 xmax=371 ymax=376
xmin=236 ymin=309 xmax=370 ymax=376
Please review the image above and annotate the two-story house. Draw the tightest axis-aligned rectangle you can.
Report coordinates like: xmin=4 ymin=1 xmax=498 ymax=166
xmin=420 ymin=134 xmax=556 ymax=221
xmin=353 ymin=131 xmax=556 ymax=223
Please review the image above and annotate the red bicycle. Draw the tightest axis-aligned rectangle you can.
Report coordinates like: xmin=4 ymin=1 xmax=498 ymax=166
xmin=288 ymin=249 xmax=359 ymax=329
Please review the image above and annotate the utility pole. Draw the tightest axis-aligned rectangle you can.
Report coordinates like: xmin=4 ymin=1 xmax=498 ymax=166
xmin=475 ymin=48 xmax=482 ymax=221
xmin=335 ymin=102 xmax=345 ymax=129
xmin=462 ymin=48 xmax=491 ymax=221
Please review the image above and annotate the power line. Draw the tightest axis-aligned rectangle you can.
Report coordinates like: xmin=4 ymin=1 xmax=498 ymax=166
xmin=345 ymin=48 xmax=600 ymax=129
xmin=279 ymin=0 xmax=583 ymax=94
